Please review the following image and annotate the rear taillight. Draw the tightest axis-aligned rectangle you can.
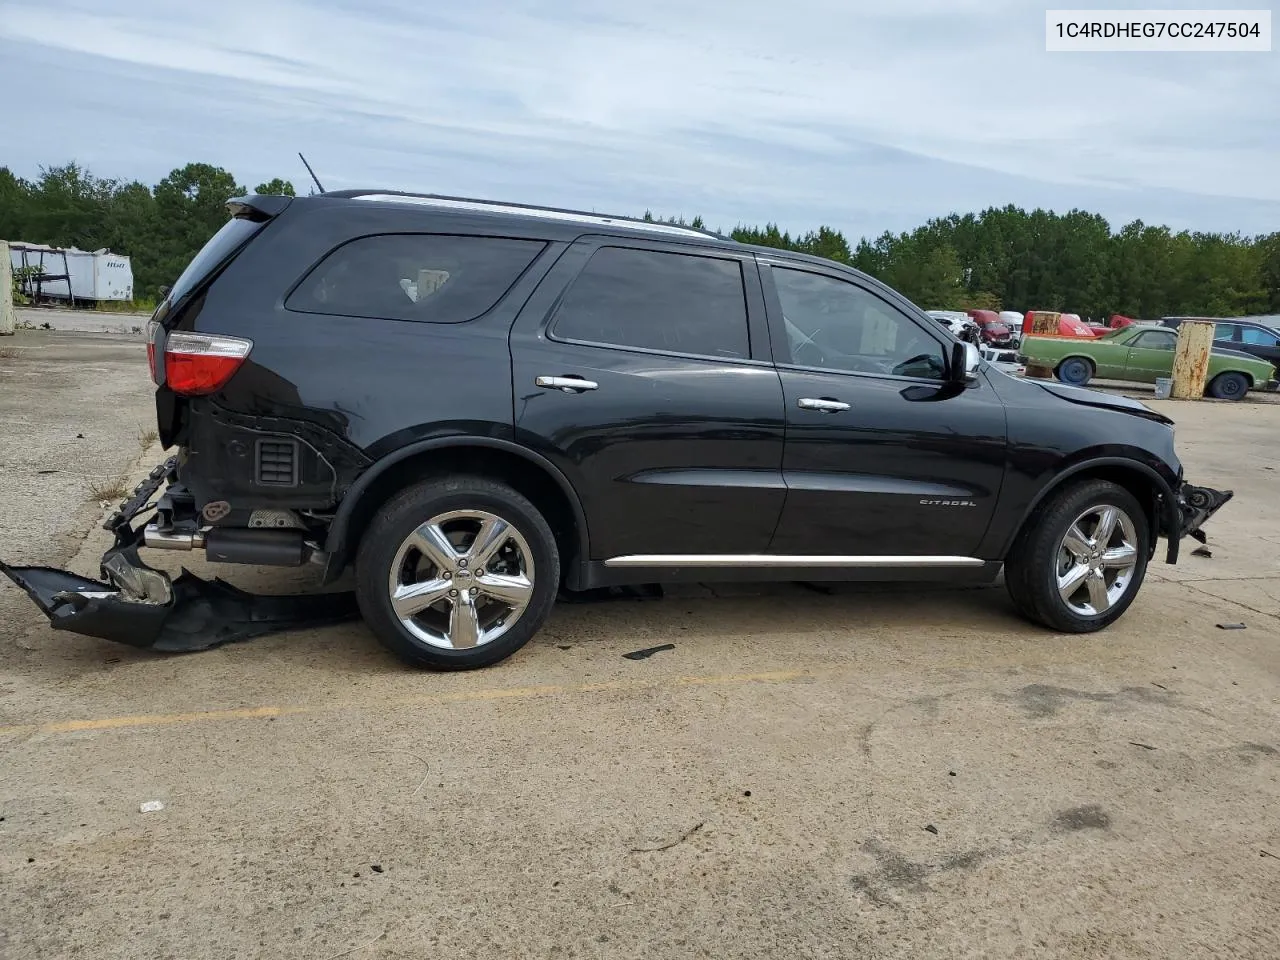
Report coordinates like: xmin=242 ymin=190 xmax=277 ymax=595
xmin=163 ymin=332 xmax=253 ymax=396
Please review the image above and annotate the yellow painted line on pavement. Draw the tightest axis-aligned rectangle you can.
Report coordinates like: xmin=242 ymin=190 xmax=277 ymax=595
xmin=0 ymin=669 xmax=811 ymax=740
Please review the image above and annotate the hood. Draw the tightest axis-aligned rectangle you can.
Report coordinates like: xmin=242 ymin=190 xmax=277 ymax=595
xmin=1030 ymin=380 xmax=1174 ymax=425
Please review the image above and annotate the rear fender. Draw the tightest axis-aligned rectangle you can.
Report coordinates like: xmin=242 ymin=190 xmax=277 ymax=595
xmin=320 ymin=437 xmax=591 ymax=585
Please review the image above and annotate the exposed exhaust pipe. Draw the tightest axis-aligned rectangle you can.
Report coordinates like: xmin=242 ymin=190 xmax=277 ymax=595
xmin=142 ymin=522 xmax=309 ymax=566
xmin=143 ymin=523 xmax=206 ymax=550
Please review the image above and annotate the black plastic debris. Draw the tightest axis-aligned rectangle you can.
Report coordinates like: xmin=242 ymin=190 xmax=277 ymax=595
xmin=370 ymin=864 xmax=384 ymax=874
xmin=622 ymin=643 xmax=675 ymax=661
xmin=1 ymin=458 xmax=360 ymax=653
xmin=1191 ymin=546 xmax=1213 ymax=558
xmin=1217 ymin=623 xmax=1247 ymax=630
xmin=1128 ymin=741 xmax=1157 ymax=751
xmin=2 ymin=559 xmax=359 ymax=652
xmin=924 ymin=824 xmax=939 ymax=835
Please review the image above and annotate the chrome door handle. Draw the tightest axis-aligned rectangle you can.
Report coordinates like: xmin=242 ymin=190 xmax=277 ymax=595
xmin=535 ymin=375 xmax=599 ymax=393
xmin=797 ymin=397 xmax=850 ymax=413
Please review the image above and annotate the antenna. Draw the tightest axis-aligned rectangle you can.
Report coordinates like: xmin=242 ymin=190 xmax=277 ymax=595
xmin=298 ymin=152 xmax=326 ymax=194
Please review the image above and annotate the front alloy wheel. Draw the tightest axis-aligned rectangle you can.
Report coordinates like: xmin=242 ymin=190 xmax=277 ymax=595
xmin=1055 ymin=505 xmax=1139 ymax=616
xmin=1005 ymin=478 xmax=1150 ymax=633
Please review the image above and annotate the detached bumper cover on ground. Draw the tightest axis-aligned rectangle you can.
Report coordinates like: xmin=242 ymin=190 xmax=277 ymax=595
xmin=0 ymin=459 xmax=359 ymax=652
xmin=0 ymin=460 xmax=1235 ymax=653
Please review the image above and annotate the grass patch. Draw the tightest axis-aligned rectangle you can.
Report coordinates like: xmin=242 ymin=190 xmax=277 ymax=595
xmin=87 ymin=475 xmax=131 ymax=503
xmin=94 ymin=298 xmax=158 ymax=315
xmin=137 ymin=425 xmax=159 ymax=450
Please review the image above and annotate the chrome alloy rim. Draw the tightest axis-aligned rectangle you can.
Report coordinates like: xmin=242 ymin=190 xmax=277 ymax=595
xmin=1056 ymin=504 xmax=1139 ymax=616
xmin=388 ymin=509 xmax=534 ymax=650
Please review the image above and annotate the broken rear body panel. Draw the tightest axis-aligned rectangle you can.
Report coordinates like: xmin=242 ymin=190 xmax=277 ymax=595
xmin=1 ymin=459 xmax=359 ymax=652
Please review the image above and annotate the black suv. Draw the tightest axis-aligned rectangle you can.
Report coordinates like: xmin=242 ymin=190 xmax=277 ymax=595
xmin=2 ymin=192 xmax=1231 ymax=668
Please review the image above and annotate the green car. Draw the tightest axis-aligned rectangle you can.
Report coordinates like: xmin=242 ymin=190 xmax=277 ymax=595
xmin=1020 ymin=325 xmax=1278 ymax=400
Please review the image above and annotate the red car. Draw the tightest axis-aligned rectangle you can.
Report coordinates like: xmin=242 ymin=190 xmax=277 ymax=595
xmin=967 ymin=309 xmax=1015 ymax=347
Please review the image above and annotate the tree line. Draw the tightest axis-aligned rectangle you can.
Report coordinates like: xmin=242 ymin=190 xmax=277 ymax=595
xmin=3 ymin=160 xmax=1278 ymax=319
xmin=0 ymin=163 xmax=296 ymax=304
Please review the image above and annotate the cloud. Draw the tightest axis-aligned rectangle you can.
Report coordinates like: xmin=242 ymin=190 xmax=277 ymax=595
xmin=1 ymin=0 xmax=1277 ymax=237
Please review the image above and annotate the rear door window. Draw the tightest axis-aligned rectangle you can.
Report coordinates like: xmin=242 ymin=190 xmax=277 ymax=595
xmin=287 ymin=234 xmax=545 ymax=323
xmin=550 ymin=247 xmax=750 ymax=359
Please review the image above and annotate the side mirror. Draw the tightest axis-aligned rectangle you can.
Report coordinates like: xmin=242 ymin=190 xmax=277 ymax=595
xmin=950 ymin=341 xmax=981 ymax=383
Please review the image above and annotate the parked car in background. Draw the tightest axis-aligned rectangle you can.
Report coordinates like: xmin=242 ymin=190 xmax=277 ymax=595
xmin=998 ymin=311 xmax=1024 ymax=339
xmin=1160 ymin=316 xmax=1280 ymax=370
xmin=1020 ymin=324 xmax=1277 ymax=398
xmin=980 ymin=345 xmax=1025 ymax=377
xmin=926 ymin=310 xmax=980 ymax=343
xmin=967 ymin=309 xmax=1015 ymax=347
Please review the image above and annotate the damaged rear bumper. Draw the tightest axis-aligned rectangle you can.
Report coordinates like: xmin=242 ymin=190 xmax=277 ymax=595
xmin=1 ymin=458 xmax=358 ymax=652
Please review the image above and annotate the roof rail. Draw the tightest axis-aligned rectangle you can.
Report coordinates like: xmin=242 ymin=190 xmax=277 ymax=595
xmin=334 ymin=190 xmax=727 ymax=241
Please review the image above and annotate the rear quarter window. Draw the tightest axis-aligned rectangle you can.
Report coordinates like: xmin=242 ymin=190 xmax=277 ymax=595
xmin=169 ymin=216 xmax=264 ymax=304
xmin=286 ymin=234 xmax=546 ymax=323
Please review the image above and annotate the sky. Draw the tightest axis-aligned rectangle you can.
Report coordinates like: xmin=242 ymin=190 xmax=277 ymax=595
xmin=1 ymin=0 xmax=1277 ymax=241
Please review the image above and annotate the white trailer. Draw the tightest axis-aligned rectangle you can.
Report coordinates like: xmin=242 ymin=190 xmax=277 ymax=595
xmin=9 ymin=243 xmax=134 ymax=303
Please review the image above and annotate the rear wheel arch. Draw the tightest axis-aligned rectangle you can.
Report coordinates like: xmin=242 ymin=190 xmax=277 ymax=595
xmin=1004 ymin=459 xmax=1175 ymax=561
xmin=324 ymin=439 xmax=588 ymax=585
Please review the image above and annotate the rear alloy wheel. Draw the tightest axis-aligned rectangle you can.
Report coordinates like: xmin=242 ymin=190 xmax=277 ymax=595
xmin=1056 ymin=357 xmax=1093 ymax=386
xmin=356 ymin=477 xmax=559 ymax=669
xmin=1005 ymin=479 xmax=1149 ymax=632
xmin=1207 ymin=372 xmax=1249 ymax=401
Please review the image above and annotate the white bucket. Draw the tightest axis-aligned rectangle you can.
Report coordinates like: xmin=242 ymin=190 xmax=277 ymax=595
xmin=1154 ymin=377 xmax=1172 ymax=399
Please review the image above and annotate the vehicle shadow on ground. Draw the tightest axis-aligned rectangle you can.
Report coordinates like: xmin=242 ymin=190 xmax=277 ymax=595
xmin=5 ymin=572 xmax=1034 ymax=687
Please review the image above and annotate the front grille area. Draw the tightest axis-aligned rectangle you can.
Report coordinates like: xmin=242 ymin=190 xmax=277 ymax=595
xmin=255 ymin=438 xmax=298 ymax=486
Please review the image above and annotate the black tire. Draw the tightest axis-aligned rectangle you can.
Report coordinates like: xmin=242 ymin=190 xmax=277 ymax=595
xmin=1055 ymin=357 xmax=1093 ymax=386
xmin=355 ymin=475 xmax=560 ymax=669
xmin=1004 ymin=479 xmax=1149 ymax=633
xmin=1207 ymin=371 xmax=1249 ymax=401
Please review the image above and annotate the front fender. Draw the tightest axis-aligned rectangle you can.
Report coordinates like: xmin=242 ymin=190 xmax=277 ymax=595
xmin=982 ymin=451 xmax=1180 ymax=563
